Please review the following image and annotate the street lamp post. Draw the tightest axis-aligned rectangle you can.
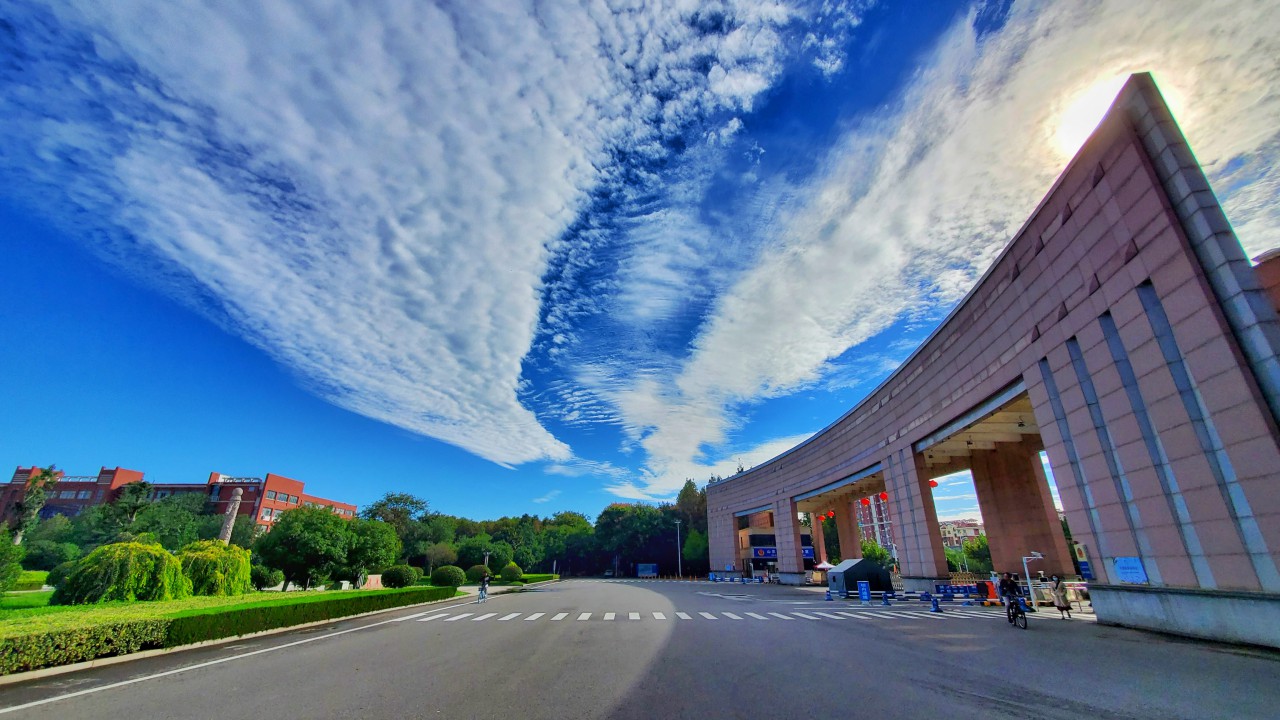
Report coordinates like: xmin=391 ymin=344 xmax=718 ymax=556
xmin=674 ymin=519 xmax=683 ymax=580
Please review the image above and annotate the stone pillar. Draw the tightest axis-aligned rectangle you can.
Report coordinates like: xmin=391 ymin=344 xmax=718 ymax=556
xmin=810 ymin=513 xmax=828 ymax=564
xmin=217 ymin=488 xmax=243 ymax=545
xmin=884 ymin=449 xmax=948 ymax=590
xmin=969 ymin=438 xmax=1072 ymax=578
xmin=834 ymin=499 xmax=862 ymax=562
xmin=774 ymin=498 xmax=806 ymax=584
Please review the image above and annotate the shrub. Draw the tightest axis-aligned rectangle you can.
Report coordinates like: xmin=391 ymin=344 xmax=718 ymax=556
xmin=14 ymin=570 xmax=49 ymax=591
xmin=47 ymin=561 xmax=77 ymax=589
xmin=250 ymin=566 xmax=284 ymax=591
xmin=465 ymin=565 xmax=490 ymax=583
xmin=0 ymin=540 xmax=23 ymax=593
xmin=21 ymin=541 xmax=82 ymax=571
xmin=178 ymin=541 xmax=252 ymax=597
xmin=431 ymin=565 xmax=466 ymax=588
xmin=165 ymin=586 xmax=456 ymax=647
xmin=51 ymin=542 xmax=192 ymax=605
xmin=0 ymin=620 xmax=169 ymax=675
xmin=381 ymin=565 xmax=418 ymax=589
xmin=500 ymin=562 xmax=523 ymax=582
xmin=519 ymin=574 xmax=558 ymax=584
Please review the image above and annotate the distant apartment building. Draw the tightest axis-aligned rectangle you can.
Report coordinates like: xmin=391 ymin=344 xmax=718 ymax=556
xmin=938 ymin=519 xmax=985 ymax=549
xmin=2 ymin=466 xmax=355 ymax=531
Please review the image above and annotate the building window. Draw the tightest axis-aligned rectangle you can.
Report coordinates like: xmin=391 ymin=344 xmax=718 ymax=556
xmin=77 ymin=490 xmax=91 ymax=499
xmin=266 ymin=490 xmax=276 ymax=500
xmin=59 ymin=490 xmax=76 ymax=499
xmin=261 ymin=509 xmax=272 ymax=520
xmin=288 ymin=495 xmax=299 ymax=504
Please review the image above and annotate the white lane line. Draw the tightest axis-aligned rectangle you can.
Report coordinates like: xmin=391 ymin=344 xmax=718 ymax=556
xmin=676 ymin=612 xmax=693 ymax=620
xmin=472 ymin=613 xmax=498 ymax=622
xmin=901 ymin=611 xmax=946 ymax=619
xmin=603 ymin=613 xmax=616 ymax=621
xmin=628 ymin=612 xmax=641 ymax=620
xmin=722 ymin=612 xmax=743 ymax=620
xmin=443 ymin=613 xmax=474 ymax=622
xmin=0 ymin=597 xmax=483 ymax=716
xmin=653 ymin=612 xmax=667 ymax=620
xmin=552 ymin=612 xmax=569 ymax=621
xmin=416 ymin=613 xmax=451 ymax=622
xmin=577 ymin=612 xmax=592 ymax=621
xmin=768 ymin=612 xmax=795 ymax=620
xmin=745 ymin=612 xmax=769 ymax=620
xmin=863 ymin=611 xmax=899 ymax=619
xmin=790 ymin=612 xmax=820 ymax=620
xmin=498 ymin=613 xmax=521 ymax=622
xmin=813 ymin=612 xmax=844 ymax=619
xmin=834 ymin=612 xmax=869 ymax=620
xmin=699 ymin=612 xmax=718 ymax=620
xmin=524 ymin=613 xmax=545 ymax=621
xmin=394 ymin=610 xmax=439 ymax=622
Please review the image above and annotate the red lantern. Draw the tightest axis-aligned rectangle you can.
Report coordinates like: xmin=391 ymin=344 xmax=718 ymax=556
xmin=827 ymin=510 xmax=835 ymax=518
xmin=929 ymin=479 xmax=939 ymax=488
xmin=879 ymin=492 xmax=888 ymax=501
xmin=860 ymin=497 xmax=871 ymax=506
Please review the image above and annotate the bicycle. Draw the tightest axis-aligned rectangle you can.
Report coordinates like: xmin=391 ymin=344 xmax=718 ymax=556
xmin=1006 ymin=596 xmax=1028 ymax=629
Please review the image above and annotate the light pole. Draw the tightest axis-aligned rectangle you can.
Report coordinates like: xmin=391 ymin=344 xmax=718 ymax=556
xmin=674 ymin=519 xmax=683 ymax=579
xmin=1022 ymin=551 xmax=1043 ymax=606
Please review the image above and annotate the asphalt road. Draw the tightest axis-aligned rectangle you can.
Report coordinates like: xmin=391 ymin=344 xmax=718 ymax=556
xmin=1 ymin=580 xmax=1276 ymax=719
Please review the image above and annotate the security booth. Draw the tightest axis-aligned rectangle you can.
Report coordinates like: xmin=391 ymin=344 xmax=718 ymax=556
xmin=828 ymin=558 xmax=893 ymax=597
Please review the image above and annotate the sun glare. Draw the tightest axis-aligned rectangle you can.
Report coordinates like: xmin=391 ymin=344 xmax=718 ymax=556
xmin=1053 ymin=76 xmax=1128 ymax=158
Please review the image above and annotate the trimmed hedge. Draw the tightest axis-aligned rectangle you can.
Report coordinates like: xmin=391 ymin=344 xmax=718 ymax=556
xmin=431 ymin=565 xmax=466 ymax=587
xmin=0 ymin=620 xmax=169 ymax=675
xmin=500 ymin=562 xmax=523 ymax=582
xmin=380 ymin=565 xmax=420 ymax=589
xmin=520 ymin=574 xmax=558 ymax=584
xmin=14 ymin=570 xmax=49 ymax=592
xmin=1 ymin=586 xmax=457 ymax=675
xmin=465 ymin=565 xmax=490 ymax=583
xmin=165 ymin=586 xmax=456 ymax=646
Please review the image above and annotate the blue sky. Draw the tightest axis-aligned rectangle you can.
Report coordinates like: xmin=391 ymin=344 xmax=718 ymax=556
xmin=2 ymin=1 xmax=1278 ymax=523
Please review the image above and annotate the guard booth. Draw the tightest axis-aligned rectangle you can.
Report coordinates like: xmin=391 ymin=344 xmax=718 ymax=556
xmin=827 ymin=558 xmax=893 ymax=596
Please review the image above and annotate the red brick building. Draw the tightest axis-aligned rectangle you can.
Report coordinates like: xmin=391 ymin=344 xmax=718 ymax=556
xmin=2 ymin=466 xmax=355 ymax=532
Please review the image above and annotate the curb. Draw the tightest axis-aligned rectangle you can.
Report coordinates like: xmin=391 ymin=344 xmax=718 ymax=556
xmin=1 ymin=591 xmax=459 ymax=686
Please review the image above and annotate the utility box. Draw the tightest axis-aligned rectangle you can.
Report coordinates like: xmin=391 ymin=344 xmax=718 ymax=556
xmin=827 ymin=558 xmax=893 ymax=595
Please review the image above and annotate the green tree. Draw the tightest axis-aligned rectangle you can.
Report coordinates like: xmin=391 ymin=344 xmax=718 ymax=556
xmin=10 ymin=466 xmax=58 ymax=545
xmin=0 ymin=536 xmax=24 ymax=591
xmin=860 ymin=539 xmax=892 ymax=567
xmin=113 ymin=482 xmax=154 ymax=525
xmin=595 ymin=504 xmax=670 ymax=575
xmin=131 ymin=493 xmax=207 ymax=551
xmin=20 ymin=540 xmax=81 ymax=570
xmin=24 ymin=514 xmax=75 ymax=545
xmin=254 ymin=507 xmax=351 ymax=590
xmin=52 ymin=542 xmax=191 ymax=604
xmin=344 ymin=519 xmax=401 ymax=580
xmin=675 ymin=479 xmax=708 ymax=534
xmin=178 ymin=540 xmax=252 ymax=596
xmin=961 ymin=535 xmax=992 ymax=574
xmin=422 ymin=542 xmax=457 ymax=574
xmin=682 ymin=528 xmax=709 ymax=575
xmin=360 ymin=493 xmax=428 ymax=542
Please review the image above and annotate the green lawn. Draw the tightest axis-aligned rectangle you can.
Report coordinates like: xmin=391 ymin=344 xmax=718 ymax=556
xmin=0 ymin=591 xmax=54 ymax=612
xmin=12 ymin=571 xmax=48 ymax=592
xmin=0 ymin=587 xmax=460 ymax=639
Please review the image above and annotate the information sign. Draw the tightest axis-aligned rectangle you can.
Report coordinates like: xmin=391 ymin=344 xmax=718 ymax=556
xmin=1114 ymin=556 xmax=1149 ymax=584
xmin=857 ymin=580 xmax=871 ymax=602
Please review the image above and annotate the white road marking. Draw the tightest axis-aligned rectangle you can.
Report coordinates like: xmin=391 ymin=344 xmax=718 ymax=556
xmin=834 ymin=612 xmax=868 ymax=620
xmin=472 ymin=613 xmax=497 ymax=622
xmin=629 ymin=612 xmax=641 ymax=620
xmin=498 ymin=613 xmax=521 ymax=621
xmin=699 ymin=612 xmax=718 ymax=620
xmin=416 ymin=613 xmax=451 ymax=622
xmin=394 ymin=610 xmax=439 ymax=622
xmin=443 ymin=613 xmax=473 ymax=622
xmin=676 ymin=612 xmax=693 ymax=620
xmin=813 ymin=612 xmax=844 ymax=619
xmin=552 ymin=612 xmax=569 ymax=621
xmin=745 ymin=612 xmax=769 ymax=620
xmin=525 ymin=613 xmax=545 ymax=621
xmin=790 ymin=612 xmax=819 ymax=620
xmin=768 ymin=612 xmax=795 ymax=620
xmin=577 ymin=612 xmax=592 ymax=621
xmin=603 ymin=613 xmax=616 ymax=620
xmin=864 ymin=612 xmax=899 ymax=619
xmin=722 ymin=612 xmax=743 ymax=620
xmin=653 ymin=612 xmax=667 ymax=620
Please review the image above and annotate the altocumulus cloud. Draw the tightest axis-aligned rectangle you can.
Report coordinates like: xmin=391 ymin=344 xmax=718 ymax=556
xmin=0 ymin=1 xmax=796 ymax=466
xmin=612 ymin=0 xmax=1280 ymax=497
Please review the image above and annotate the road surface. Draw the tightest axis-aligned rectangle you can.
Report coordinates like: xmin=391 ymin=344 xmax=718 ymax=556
xmin=1 ymin=579 xmax=1276 ymax=719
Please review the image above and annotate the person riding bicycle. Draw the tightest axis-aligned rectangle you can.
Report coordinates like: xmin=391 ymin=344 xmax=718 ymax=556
xmin=998 ymin=572 xmax=1022 ymax=618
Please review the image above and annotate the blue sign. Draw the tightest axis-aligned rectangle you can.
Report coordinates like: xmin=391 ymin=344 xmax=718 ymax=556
xmin=1114 ymin=556 xmax=1149 ymax=584
xmin=857 ymin=580 xmax=871 ymax=602
xmin=637 ymin=563 xmax=658 ymax=578
xmin=1078 ymin=559 xmax=1093 ymax=580
xmin=801 ymin=547 xmax=815 ymax=559
xmin=752 ymin=547 xmax=778 ymax=558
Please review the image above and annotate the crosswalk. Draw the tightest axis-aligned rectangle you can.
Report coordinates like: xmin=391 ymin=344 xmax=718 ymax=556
xmin=406 ymin=608 xmax=1019 ymax=625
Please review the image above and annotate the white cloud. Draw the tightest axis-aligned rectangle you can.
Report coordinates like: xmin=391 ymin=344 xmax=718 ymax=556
xmin=532 ymin=489 xmax=562 ymax=504
xmin=610 ymin=0 xmax=1280 ymax=497
xmin=0 ymin=1 xmax=796 ymax=467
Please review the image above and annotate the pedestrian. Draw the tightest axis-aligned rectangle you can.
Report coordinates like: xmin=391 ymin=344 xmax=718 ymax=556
xmin=477 ymin=573 xmax=490 ymax=604
xmin=1052 ymin=575 xmax=1072 ymax=619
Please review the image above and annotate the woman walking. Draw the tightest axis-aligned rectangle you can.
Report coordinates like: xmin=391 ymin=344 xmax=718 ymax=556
xmin=1051 ymin=575 xmax=1072 ymax=619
